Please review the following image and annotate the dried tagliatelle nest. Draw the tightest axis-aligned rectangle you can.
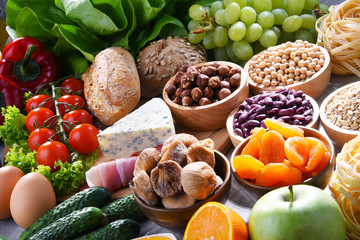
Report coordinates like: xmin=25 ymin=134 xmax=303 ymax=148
xmin=129 ymin=133 xmax=223 ymax=209
xmin=316 ymin=0 xmax=360 ymax=77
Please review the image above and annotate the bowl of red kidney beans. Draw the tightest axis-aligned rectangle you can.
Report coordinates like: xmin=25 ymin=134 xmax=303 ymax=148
xmin=226 ymin=88 xmax=320 ymax=147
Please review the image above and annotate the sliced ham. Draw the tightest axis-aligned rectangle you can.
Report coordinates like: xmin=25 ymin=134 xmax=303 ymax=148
xmin=86 ymin=156 xmax=137 ymax=192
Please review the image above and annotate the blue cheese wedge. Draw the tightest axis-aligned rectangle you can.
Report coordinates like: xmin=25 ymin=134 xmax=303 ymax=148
xmin=98 ymin=98 xmax=175 ymax=159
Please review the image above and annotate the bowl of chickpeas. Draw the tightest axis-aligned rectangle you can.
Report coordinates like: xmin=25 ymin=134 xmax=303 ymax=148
xmin=244 ymin=40 xmax=331 ymax=100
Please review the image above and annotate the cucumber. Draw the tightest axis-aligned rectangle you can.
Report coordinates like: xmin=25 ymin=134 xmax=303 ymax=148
xmin=29 ymin=207 xmax=108 ymax=240
xmin=75 ymin=219 xmax=140 ymax=240
xmin=101 ymin=194 xmax=146 ymax=222
xmin=20 ymin=187 xmax=111 ymax=240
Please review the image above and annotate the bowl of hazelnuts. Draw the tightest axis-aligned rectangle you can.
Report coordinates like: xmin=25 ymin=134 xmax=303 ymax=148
xmin=163 ymin=61 xmax=249 ymax=131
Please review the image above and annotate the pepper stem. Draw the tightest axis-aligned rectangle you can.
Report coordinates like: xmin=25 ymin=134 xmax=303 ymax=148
xmin=288 ymin=185 xmax=294 ymax=203
xmin=13 ymin=45 xmax=41 ymax=82
xmin=23 ymin=45 xmax=37 ymax=68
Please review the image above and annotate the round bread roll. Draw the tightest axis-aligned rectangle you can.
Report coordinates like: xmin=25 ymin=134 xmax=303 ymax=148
xmin=137 ymin=36 xmax=207 ymax=98
xmin=82 ymin=47 xmax=140 ymax=126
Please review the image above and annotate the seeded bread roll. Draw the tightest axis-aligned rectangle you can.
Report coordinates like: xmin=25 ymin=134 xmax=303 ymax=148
xmin=137 ymin=36 xmax=207 ymax=98
xmin=82 ymin=47 xmax=141 ymax=126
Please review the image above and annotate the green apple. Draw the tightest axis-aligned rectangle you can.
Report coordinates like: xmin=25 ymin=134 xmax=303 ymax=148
xmin=249 ymin=185 xmax=346 ymax=240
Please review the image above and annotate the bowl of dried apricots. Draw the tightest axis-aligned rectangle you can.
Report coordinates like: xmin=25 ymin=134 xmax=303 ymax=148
xmin=230 ymin=118 xmax=335 ymax=200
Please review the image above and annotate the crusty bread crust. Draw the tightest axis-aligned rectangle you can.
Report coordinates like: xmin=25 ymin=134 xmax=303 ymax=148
xmin=82 ymin=47 xmax=141 ymax=126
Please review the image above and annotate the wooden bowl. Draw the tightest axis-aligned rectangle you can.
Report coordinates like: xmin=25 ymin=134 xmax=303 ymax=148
xmin=132 ymin=150 xmax=231 ymax=227
xmin=320 ymin=81 xmax=360 ymax=148
xmin=230 ymin=126 xmax=335 ymax=200
xmin=226 ymin=93 xmax=320 ymax=147
xmin=245 ymin=45 xmax=331 ymax=100
xmin=163 ymin=61 xmax=249 ymax=131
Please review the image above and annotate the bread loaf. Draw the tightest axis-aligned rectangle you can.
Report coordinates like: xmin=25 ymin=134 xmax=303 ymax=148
xmin=82 ymin=47 xmax=141 ymax=126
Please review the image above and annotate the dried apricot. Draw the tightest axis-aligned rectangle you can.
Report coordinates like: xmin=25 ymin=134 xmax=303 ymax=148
xmin=284 ymin=136 xmax=309 ymax=168
xmin=241 ymin=138 xmax=261 ymax=159
xmin=264 ymin=118 xmax=304 ymax=139
xmin=233 ymin=155 xmax=265 ymax=179
xmin=259 ymin=130 xmax=285 ymax=164
xmin=304 ymin=146 xmax=331 ymax=179
xmin=255 ymin=163 xmax=302 ymax=187
xmin=300 ymin=137 xmax=326 ymax=173
xmin=250 ymin=127 xmax=266 ymax=142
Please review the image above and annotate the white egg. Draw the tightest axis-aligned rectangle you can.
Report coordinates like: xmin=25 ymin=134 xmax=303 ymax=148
xmin=10 ymin=172 xmax=56 ymax=229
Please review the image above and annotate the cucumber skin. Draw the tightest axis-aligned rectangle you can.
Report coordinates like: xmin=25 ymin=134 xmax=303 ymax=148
xmin=75 ymin=219 xmax=141 ymax=240
xmin=101 ymin=194 xmax=146 ymax=222
xmin=20 ymin=187 xmax=112 ymax=240
xmin=28 ymin=207 xmax=107 ymax=240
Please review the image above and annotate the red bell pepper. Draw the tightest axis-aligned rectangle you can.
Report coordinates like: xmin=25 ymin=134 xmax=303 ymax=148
xmin=0 ymin=36 xmax=60 ymax=92
xmin=0 ymin=76 xmax=25 ymax=125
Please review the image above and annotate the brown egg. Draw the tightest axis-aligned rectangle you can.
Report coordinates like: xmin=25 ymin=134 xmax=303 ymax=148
xmin=10 ymin=172 xmax=56 ymax=229
xmin=0 ymin=166 xmax=24 ymax=219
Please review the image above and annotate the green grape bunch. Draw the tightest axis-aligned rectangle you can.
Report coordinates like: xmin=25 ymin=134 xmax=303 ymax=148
xmin=187 ymin=0 xmax=329 ymax=64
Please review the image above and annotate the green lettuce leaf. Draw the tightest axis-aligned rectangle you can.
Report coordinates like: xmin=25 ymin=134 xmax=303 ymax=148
xmin=0 ymin=106 xmax=29 ymax=148
xmin=5 ymin=145 xmax=37 ymax=174
xmin=60 ymin=0 xmax=119 ymax=36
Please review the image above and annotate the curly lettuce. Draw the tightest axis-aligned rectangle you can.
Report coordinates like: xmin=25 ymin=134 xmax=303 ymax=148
xmin=5 ymin=144 xmax=37 ymax=174
xmin=0 ymin=106 xmax=29 ymax=148
xmin=36 ymin=150 xmax=98 ymax=196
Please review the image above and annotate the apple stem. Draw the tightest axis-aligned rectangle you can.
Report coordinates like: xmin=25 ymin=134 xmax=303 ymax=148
xmin=289 ymin=185 xmax=294 ymax=203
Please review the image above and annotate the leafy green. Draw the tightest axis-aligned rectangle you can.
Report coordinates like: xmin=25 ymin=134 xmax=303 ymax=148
xmin=5 ymin=144 xmax=37 ymax=174
xmin=0 ymin=106 xmax=29 ymax=148
xmin=5 ymin=0 xmax=198 ymax=74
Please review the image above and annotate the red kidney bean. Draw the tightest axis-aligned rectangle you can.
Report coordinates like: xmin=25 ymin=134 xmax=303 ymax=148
xmin=232 ymin=89 xmax=314 ymax=138
xmin=278 ymin=108 xmax=295 ymax=116
xmin=273 ymin=101 xmax=284 ymax=108
xmin=234 ymin=128 xmax=244 ymax=137
xmin=293 ymin=115 xmax=306 ymax=121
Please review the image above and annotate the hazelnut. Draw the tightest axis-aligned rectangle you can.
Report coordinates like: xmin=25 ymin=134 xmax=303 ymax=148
xmin=191 ymin=87 xmax=203 ymax=102
xmin=181 ymin=78 xmax=192 ymax=89
xmin=219 ymin=88 xmax=231 ymax=100
xmin=196 ymin=74 xmax=209 ymax=88
xmin=182 ymin=96 xmax=194 ymax=106
xmin=186 ymin=66 xmax=199 ymax=82
xmin=199 ymin=97 xmax=211 ymax=106
xmin=175 ymin=87 xmax=184 ymax=97
xmin=220 ymin=81 xmax=231 ymax=90
xmin=229 ymin=73 xmax=241 ymax=87
xmin=203 ymin=87 xmax=214 ymax=99
xmin=229 ymin=67 xmax=241 ymax=75
xmin=180 ymin=89 xmax=192 ymax=98
xmin=201 ymin=66 xmax=217 ymax=76
xmin=217 ymin=64 xmax=230 ymax=76
xmin=208 ymin=76 xmax=221 ymax=89
xmin=180 ymin=64 xmax=189 ymax=72
xmin=165 ymin=84 xmax=177 ymax=95
xmin=173 ymin=97 xmax=182 ymax=105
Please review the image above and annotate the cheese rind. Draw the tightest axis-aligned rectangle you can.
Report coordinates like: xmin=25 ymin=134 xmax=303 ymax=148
xmin=98 ymin=98 xmax=175 ymax=159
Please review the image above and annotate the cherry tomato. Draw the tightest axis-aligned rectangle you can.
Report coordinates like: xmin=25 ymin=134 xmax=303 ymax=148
xmin=62 ymin=110 xmax=93 ymax=134
xmin=26 ymin=108 xmax=57 ymax=132
xmin=26 ymin=94 xmax=56 ymax=113
xmin=36 ymin=141 xmax=69 ymax=171
xmin=60 ymin=78 xmax=84 ymax=97
xmin=57 ymin=95 xmax=86 ymax=116
xmin=69 ymin=123 xmax=99 ymax=154
xmin=28 ymin=128 xmax=59 ymax=151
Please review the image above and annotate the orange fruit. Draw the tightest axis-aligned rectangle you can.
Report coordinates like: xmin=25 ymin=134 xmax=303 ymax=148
xmin=184 ymin=202 xmax=249 ymax=240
